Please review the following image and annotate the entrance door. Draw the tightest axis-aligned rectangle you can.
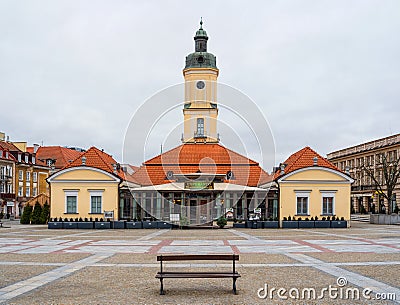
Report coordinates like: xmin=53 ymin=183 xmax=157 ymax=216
xmin=198 ymin=199 xmax=209 ymax=224
xmin=190 ymin=200 xmax=197 ymax=223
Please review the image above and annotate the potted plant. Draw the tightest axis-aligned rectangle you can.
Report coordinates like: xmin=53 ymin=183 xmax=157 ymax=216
xmin=143 ymin=217 xmax=158 ymax=229
xmin=216 ymin=216 xmax=227 ymax=228
xmin=298 ymin=217 xmax=314 ymax=228
xmin=77 ymin=216 xmax=94 ymax=229
xmin=262 ymin=216 xmax=279 ymax=228
xmin=157 ymin=220 xmax=173 ymax=229
xmin=330 ymin=216 xmax=347 ymax=228
xmin=112 ymin=219 xmax=126 ymax=229
xmin=282 ymin=216 xmax=298 ymax=229
xmin=126 ymin=218 xmax=143 ymax=229
xmin=233 ymin=218 xmax=246 ymax=228
xmin=314 ymin=216 xmax=329 ymax=228
xmin=63 ymin=217 xmax=78 ymax=229
xmin=48 ymin=217 xmax=63 ymax=229
xmin=95 ymin=217 xmax=111 ymax=229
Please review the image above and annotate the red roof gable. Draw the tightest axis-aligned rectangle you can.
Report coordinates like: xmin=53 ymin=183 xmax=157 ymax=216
xmin=274 ymin=146 xmax=341 ymax=180
xmin=30 ymin=146 xmax=83 ymax=169
xmin=131 ymin=143 xmax=272 ymax=187
xmin=0 ymin=141 xmax=21 ymax=152
xmin=61 ymin=146 xmax=133 ymax=181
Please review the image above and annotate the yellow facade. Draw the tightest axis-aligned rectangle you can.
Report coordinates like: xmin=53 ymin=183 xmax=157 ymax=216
xmin=48 ymin=167 xmax=120 ymax=220
xmin=183 ymin=68 xmax=219 ymax=143
xmin=278 ymin=167 xmax=352 ymax=226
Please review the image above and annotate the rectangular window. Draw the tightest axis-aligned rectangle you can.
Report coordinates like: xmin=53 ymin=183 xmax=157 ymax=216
xmin=322 ymin=197 xmax=334 ymax=215
xmin=33 ymin=172 xmax=37 ymax=182
xmin=197 ymin=118 xmax=204 ymax=136
xmin=0 ymin=166 xmax=5 ymax=180
xmin=91 ymin=196 xmax=102 ymax=214
xmin=26 ymin=171 xmax=31 ymax=182
xmin=0 ymin=184 xmax=4 ymax=193
xmin=33 ymin=187 xmax=37 ymax=197
xmin=66 ymin=196 xmax=77 ymax=213
xmin=18 ymin=186 xmax=23 ymax=197
xmin=7 ymin=184 xmax=12 ymax=193
xmin=25 ymin=155 xmax=28 ymax=163
xmin=296 ymin=197 xmax=308 ymax=215
xmin=19 ymin=170 xmax=23 ymax=181
xmin=321 ymin=191 xmax=336 ymax=215
xmin=25 ymin=187 xmax=30 ymax=197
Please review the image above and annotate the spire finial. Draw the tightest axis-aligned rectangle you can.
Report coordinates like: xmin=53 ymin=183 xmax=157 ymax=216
xmin=200 ymin=17 xmax=203 ymax=29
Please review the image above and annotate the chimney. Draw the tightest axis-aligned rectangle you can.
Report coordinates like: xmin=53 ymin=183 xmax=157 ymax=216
xmin=82 ymin=156 xmax=87 ymax=165
xmin=33 ymin=144 xmax=39 ymax=153
xmin=112 ymin=163 xmax=117 ymax=174
xmin=345 ymin=166 xmax=350 ymax=175
xmin=280 ymin=163 xmax=285 ymax=175
xmin=313 ymin=156 xmax=318 ymax=166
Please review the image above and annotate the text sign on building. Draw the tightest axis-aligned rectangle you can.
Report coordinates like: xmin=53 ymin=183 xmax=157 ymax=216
xmin=184 ymin=181 xmax=214 ymax=190
xmin=104 ymin=211 xmax=114 ymax=219
xmin=7 ymin=202 xmax=14 ymax=207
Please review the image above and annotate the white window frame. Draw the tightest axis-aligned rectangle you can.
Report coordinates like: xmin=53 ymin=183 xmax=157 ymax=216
xmin=25 ymin=155 xmax=28 ymax=163
xmin=89 ymin=190 xmax=103 ymax=214
xmin=295 ymin=190 xmax=311 ymax=216
xmin=197 ymin=118 xmax=204 ymax=136
xmin=33 ymin=172 xmax=38 ymax=183
xmin=26 ymin=171 xmax=31 ymax=182
xmin=18 ymin=186 xmax=23 ymax=197
xmin=33 ymin=187 xmax=37 ymax=197
xmin=19 ymin=170 xmax=23 ymax=181
xmin=65 ymin=191 xmax=79 ymax=214
xmin=25 ymin=187 xmax=30 ymax=197
xmin=320 ymin=191 xmax=336 ymax=216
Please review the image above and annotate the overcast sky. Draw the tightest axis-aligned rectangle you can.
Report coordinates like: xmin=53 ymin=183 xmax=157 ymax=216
xmin=1 ymin=0 xmax=399 ymax=169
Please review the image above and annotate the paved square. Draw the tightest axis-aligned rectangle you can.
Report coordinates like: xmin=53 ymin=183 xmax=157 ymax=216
xmin=0 ymin=221 xmax=399 ymax=304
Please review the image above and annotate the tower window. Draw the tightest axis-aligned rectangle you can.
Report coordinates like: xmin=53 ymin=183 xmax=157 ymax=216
xmin=197 ymin=118 xmax=204 ymax=136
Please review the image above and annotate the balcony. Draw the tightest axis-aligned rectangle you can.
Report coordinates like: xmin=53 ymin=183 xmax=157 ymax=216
xmin=351 ymin=185 xmax=377 ymax=192
xmin=0 ymin=193 xmax=16 ymax=200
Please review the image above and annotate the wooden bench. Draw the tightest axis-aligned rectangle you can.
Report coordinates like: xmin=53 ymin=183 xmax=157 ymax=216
xmin=155 ymin=254 xmax=240 ymax=295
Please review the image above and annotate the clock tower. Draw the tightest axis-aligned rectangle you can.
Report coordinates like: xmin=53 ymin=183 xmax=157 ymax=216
xmin=182 ymin=19 xmax=219 ymax=143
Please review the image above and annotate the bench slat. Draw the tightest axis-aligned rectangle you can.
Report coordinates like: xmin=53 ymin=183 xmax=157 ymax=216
xmin=156 ymin=272 xmax=241 ymax=279
xmin=157 ymin=254 xmax=239 ymax=261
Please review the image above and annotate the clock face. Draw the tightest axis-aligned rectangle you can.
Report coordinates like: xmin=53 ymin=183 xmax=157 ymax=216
xmin=197 ymin=56 xmax=204 ymax=64
xmin=196 ymin=81 xmax=205 ymax=89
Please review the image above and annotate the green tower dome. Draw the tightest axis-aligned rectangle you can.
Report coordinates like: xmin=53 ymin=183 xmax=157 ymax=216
xmin=184 ymin=18 xmax=217 ymax=70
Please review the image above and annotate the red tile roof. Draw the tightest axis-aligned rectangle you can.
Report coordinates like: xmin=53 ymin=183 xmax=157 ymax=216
xmin=0 ymin=141 xmax=47 ymax=167
xmin=0 ymin=141 xmax=21 ymax=152
xmin=29 ymin=146 xmax=83 ymax=169
xmin=274 ymin=146 xmax=341 ymax=180
xmin=131 ymin=143 xmax=272 ymax=187
xmin=61 ymin=146 xmax=138 ymax=182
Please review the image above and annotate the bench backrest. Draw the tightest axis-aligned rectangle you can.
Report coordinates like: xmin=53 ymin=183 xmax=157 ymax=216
xmin=157 ymin=254 xmax=239 ymax=261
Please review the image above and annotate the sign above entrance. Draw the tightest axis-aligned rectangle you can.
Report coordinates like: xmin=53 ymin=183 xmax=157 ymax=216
xmin=184 ymin=181 xmax=214 ymax=190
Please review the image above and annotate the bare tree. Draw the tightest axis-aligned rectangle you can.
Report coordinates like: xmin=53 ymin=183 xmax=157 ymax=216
xmin=361 ymin=152 xmax=400 ymax=214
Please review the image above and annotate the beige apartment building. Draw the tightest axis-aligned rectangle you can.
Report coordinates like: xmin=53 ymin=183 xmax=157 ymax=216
xmin=327 ymin=133 xmax=400 ymax=214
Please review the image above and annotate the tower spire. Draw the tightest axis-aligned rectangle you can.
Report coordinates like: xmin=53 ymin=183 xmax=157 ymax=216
xmin=200 ymin=17 xmax=203 ymax=29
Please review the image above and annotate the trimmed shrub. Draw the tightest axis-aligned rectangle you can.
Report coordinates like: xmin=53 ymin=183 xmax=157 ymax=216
xmin=39 ymin=202 xmax=50 ymax=224
xmin=20 ymin=204 xmax=33 ymax=224
xmin=31 ymin=202 xmax=42 ymax=224
xmin=216 ymin=216 xmax=227 ymax=228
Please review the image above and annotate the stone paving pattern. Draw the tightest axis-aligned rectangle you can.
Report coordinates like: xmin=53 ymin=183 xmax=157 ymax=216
xmin=0 ymin=221 xmax=398 ymax=304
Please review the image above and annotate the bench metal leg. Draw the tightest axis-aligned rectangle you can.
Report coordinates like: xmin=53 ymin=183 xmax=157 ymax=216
xmin=160 ymin=279 xmax=165 ymax=295
xmin=233 ymin=278 xmax=237 ymax=294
